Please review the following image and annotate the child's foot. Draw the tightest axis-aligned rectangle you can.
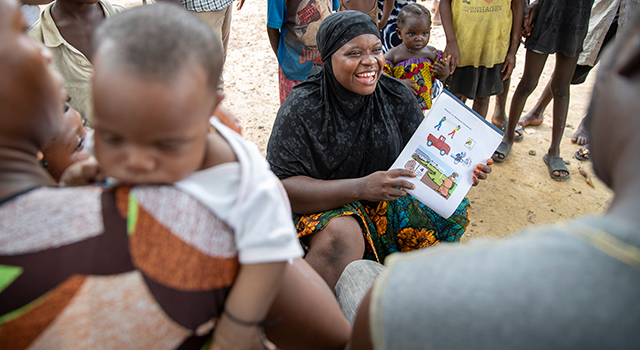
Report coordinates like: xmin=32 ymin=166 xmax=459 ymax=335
xmin=575 ymin=144 xmax=590 ymax=161
xmin=492 ymin=141 xmax=512 ymax=163
xmin=543 ymin=154 xmax=570 ymax=180
xmin=518 ymin=109 xmax=544 ymax=127
xmin=491 ymin=110 xmax=507 ymax=131
xmin=571 ymin=121 xmax=590 ymax=145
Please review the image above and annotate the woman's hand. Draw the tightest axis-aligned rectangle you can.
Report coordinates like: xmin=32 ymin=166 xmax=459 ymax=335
xmin=431 ymin=55 xmax=451 ymax=80
xmin=210 ymin=316 xmax=275 ymax=350
xmin=471 ymin=158 xmax=493 ymax=186
xmin=360 ymin=169 xmax=416 ymax=202
xmin=400 ymin=78 xmax=420 ymax=95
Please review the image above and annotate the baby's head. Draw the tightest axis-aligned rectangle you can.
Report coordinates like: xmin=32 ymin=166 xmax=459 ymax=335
xmin=91 ymin=3 xmax=224 ymax=184
xmin=41 ymin=91 xmax=91 ymax=182
xmin=396 ymin=3 xmax=431 ymax=51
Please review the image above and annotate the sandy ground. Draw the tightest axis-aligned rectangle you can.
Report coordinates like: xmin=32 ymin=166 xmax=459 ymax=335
xmin=115 ymin=0 xmax=613 ymax=242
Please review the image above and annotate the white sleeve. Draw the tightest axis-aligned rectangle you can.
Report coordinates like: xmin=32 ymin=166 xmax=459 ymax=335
xmin=230 ymin=169 xmax=304 ymax=264
xmin=178 ymin=118 xmax=303 ymax=265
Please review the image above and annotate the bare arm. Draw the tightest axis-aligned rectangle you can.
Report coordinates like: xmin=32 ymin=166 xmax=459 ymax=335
xmin=378 ymin=0 xmax=395 ymax=30
xmin=211 ymin=262 xmax=287 ymax=350
xmin=281 ymin=170 xmax=417 ymax=215
xmin=501 ymin=0 xmax=523 ymax=80
xmin=439 ymin=0 xmax=459 ymax=73
xmin=267 ymin=27 xmax=280 ymax=57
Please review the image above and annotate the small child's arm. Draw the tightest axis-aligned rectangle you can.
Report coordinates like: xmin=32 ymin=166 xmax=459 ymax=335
xmin=501 ymin=0 xmax=524 ymax=81
xmin=211 ymin=261 xmax=287 ymax=350
xmin=430 ymin=50 xmax=451 ymax=81
xmin=267 ymin=27 xmax=280 ymax=57
xmin=440 ymin=0 xmax=459 ymax=73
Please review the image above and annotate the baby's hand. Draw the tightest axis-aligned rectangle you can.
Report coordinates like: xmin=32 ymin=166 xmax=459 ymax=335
xmin=58 ymin=156 xmax=106 ymax=187
xmin=431 ymin=56 xmax=451 ymax=80
xmin=400 ymin=79 xmax=420 ymax=96
xmin=400 ymin=78 xmax=420 ymax=96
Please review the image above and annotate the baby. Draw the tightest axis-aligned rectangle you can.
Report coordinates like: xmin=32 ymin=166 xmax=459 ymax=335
xmin=383 ymin=3 xmax=449 ymax=110
xmin=86 ymin=4 xmax=324 ymax=349
xmin=40 ymin=91 xmax=93 ymax=183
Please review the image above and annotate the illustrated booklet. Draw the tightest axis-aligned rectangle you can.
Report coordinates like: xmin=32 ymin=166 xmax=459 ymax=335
xmin=390 ymin=90 xmax=504 ymax=218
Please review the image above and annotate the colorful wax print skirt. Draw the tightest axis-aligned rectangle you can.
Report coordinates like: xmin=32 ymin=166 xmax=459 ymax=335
xmin=294 ymin=195 xmax=470 ymax=263
xmin=384 ymin=53 xmax=444 ymax=110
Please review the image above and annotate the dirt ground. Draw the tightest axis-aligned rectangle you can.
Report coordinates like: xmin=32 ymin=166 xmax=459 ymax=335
xmin=115 ymin=0 xmax=613 ymax=242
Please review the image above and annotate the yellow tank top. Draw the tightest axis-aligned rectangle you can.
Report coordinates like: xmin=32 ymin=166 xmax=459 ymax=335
xmin=452 ymin=0 xmax=512 ymax=68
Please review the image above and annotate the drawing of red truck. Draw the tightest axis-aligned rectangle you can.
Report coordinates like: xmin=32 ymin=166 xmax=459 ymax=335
xmin=427 ymin=134 xmax=451 ymax=156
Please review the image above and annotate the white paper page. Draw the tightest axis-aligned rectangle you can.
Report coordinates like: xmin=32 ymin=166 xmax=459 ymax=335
xmin=390 ymin=90 xmax=503 ymax=218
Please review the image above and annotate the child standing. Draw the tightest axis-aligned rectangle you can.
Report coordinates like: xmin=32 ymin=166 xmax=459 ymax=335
xmin=494 ymin=0 xmax=593 ymax=181
xmin=267 ymin=0 xmax=339 ymax=104
xmin=27 ymin=0 xmax=125 ymax=125
xmin=440 ymin=0 xmax=523 ymax=118
xmin=383 ymin=3 xmax=449 ymax=110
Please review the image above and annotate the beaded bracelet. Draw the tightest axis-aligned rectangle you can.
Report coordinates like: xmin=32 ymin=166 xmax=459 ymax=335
xmin=223 ymin=309 xmax=264 ymax=327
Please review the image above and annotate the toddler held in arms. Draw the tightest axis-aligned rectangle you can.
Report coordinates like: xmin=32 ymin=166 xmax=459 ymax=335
xmin=66 ymin=4 xmax=349 ymax=349
xmin=383 ymin=3 xmax=449 ymax=110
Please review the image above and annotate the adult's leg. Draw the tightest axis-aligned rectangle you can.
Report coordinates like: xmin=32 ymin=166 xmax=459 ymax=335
xmin=519 ymin=79 xmax=552 ymax=127
xmin=472 ymin=96 xmax=490 ymax=119
xmin=193 ymin=5 xmax=232 ymax=91
xmin=493 ymin=50 xmax=548 ymax=160
xmin=491 ymin=77 xmax=510 ymax=128
xmin=304 ymin=215 xmax=366 ymax=290
xmin=547 ymin=51 xmax=579 ymax=177
xmin=265 ymin=258 xmax=352 ymax=350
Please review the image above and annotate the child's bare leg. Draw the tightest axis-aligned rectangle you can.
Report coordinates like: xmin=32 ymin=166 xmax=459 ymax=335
xmin=303 ymin=216 xmax=365 ymax=290
xmin=472 ymin=96 xmax=490 ymax=119
xmin=454 ymin=93 xmax=467 ymax=104
xmin=547 ymin=52 xmax=579 ymax=177
xmin=494 ymin=50 xmax=547 ymax=161
xmin=491 ymin=77 xmax=510 ymax=128
xmin=571 ymin=116 xmax=590 ymax=145
xmin=504 ymin=50 xmax=547 ymax=144
xmin=520 ymin=80 xmax=552 ymax=127
xmin=432 ymin=0 xmax=441 ymax=24
xmin=265 ymin=258 xmax=351 ymax=350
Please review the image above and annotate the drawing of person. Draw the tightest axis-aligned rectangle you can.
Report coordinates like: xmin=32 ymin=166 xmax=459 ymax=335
xmin=448 ymin=125 xmax=460 ymax=138
xmin=438 ymin=172 xmax=458 ymax=198
xmin=434 ymin=116 xmax=446 ymax=130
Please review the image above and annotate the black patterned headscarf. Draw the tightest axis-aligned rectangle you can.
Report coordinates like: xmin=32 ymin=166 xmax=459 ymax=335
xmin=266 ymin=11 xmax=424 ymax=181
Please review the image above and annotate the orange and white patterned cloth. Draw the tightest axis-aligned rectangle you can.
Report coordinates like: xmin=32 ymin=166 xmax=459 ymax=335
xmin=0 ymin=186 xmax=238 ymax=349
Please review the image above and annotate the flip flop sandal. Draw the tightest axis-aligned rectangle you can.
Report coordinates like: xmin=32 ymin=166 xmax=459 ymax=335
xmin=574 ymin=145 xmax=590 ymax=161
xmin=514 ymin=125 xmax=524 ymax=142
xmin=543 ymin=154 xmax=570 ymax=181
xmin=492 ymin=141 xmax=512 ymax=163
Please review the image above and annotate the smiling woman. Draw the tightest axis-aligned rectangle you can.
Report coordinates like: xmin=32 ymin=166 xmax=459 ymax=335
xmin=266 ymin=11 xmax=491 ymax=289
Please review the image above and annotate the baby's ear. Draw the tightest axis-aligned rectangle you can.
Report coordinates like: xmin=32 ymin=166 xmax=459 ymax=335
xmin=395 ymin=28 xmax=402 ymax=38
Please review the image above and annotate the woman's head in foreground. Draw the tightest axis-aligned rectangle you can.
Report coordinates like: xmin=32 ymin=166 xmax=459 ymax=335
xmin=0 ymin=0 xmax=64 ymax=153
